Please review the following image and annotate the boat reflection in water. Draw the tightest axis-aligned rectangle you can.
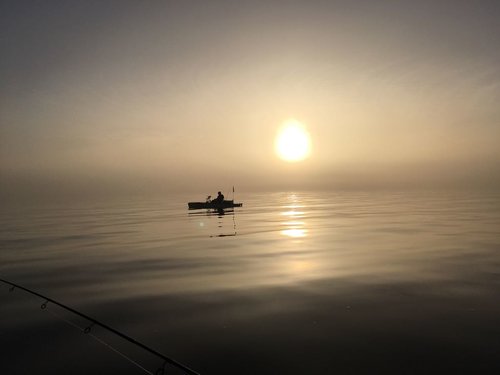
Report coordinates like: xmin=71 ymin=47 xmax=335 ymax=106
xmin=188 ymin=208 xmax=237 ymax=237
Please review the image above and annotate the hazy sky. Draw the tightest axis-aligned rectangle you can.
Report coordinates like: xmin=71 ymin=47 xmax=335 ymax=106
xmin=1 ymin=0 xmax=500 ymax=197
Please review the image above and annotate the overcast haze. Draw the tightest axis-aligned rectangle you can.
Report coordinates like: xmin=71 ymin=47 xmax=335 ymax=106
xmin=1 ymin=0 xmax=500 ymax=199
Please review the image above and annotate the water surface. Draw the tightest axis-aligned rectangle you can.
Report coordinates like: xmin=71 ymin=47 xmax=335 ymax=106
xmin=1 ymin=191 xmax=499 ymax=374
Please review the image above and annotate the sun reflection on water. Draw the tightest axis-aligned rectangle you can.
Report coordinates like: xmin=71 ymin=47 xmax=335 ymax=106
xmin=280 ymin=200 xmax=307 ymax=238
xmin=281 ymin=228 xmax=307 ymax=238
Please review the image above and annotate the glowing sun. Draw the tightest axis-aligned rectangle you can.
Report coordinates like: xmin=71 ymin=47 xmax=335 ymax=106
xmin=275 ymin=120 xmax=311 ymax=162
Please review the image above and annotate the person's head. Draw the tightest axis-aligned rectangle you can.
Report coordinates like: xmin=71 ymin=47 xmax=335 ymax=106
xmin=218 ymin=191 xmax=221 ymax=195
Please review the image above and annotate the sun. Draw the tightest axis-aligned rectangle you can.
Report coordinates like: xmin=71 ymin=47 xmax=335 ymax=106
xmin=275 ymin=120 xmax=311 ymax=162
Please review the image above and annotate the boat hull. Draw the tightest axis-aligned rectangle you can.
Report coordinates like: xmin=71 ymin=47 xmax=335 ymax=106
xmin=188 ymin=200 xmax=242 ymax=210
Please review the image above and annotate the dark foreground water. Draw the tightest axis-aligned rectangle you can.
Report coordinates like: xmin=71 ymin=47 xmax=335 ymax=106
xmin=1 ymin=191 xmax=500 ymax=374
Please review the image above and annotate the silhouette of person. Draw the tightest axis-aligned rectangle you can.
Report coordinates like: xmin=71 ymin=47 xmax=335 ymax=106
xmin=213 ymin=191 xmax=224 ymax=204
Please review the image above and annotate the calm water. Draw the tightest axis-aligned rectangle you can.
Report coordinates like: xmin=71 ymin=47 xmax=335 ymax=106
xmin=1 ymin=191 xmax=500 ymax=374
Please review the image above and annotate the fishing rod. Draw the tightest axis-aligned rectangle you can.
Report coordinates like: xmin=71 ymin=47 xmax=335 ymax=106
xmin=0 ymin=278 xmax=200 ymax=375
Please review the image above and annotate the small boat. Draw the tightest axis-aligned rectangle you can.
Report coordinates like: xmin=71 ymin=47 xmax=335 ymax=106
xmin=188 ymin=200 xmax=242 ymax=210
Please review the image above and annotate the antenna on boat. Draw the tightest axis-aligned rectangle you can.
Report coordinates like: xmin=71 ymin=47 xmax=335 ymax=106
xmin=232 ymin=185 xmax=235 ymax=201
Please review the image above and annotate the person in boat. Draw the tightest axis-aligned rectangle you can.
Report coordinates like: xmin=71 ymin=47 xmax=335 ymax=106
xmin=212 ymin=191 xmax=224 ymax=204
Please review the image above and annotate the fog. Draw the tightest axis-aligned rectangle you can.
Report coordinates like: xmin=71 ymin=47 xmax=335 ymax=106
xmin=1 ymin=1 xmax=500 ymax=201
